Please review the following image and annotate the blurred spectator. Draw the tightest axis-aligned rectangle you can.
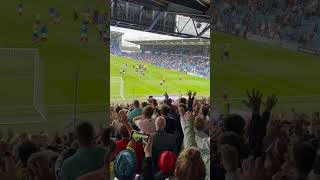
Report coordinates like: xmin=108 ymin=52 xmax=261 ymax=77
xmin=60 ymin=122 xmax=105 ymax=180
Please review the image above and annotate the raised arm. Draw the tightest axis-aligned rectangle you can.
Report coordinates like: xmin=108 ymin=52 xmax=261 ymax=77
xmin=242 ymin=89 xmax=263 ymax=156
xmin=119 ymin=109 xmax=133 ymax=134
xmin=140 ymin=135 xmax=154 ymax=180
xmin=180 ymin=110 xmax=197 ymax=148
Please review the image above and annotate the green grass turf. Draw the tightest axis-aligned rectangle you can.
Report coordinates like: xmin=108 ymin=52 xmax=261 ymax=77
xmin=0 ymin=0 xmax=108 ymax=132
xmin=110 ymin=55 xmax=210 ymax=102
xmin=212 ymin=32 xmax=320 ymax=113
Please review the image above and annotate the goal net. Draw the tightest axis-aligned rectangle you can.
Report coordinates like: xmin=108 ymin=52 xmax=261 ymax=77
xmin=0 ymin=48 xmax=46 ymax=124
xmin=110 ymin=76 xmax=124 ymax=101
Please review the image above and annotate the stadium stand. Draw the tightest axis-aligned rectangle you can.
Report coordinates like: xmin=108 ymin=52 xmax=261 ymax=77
xmin=212 ymin=0 xmax=320 ymax=52
xmin=111 ymin=38 xmax=210 ymax=78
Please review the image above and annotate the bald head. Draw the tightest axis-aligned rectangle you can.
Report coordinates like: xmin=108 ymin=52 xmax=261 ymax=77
xmin=155 ymin=116 xmax=166 ymax=131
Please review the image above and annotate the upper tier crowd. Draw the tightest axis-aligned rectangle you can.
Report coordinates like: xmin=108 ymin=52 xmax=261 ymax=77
xmin=212 ymin=0 xmax=320 ymax=49
xmin=111 ymin=46 xmax=210 ymax=78
xmin=121 ymin=52 xmax=210 ymax=78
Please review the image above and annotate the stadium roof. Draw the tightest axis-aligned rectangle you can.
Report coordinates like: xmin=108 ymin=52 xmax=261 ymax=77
xmin=119 ymin=0 xmax=210 ymax=18
xmin=127 ymin=38 xmax=210 ymax=46
xmin=111 ymin=0 xmax=211 ymax=38
xmin=111 ymin=26 xmax=182 ymax=41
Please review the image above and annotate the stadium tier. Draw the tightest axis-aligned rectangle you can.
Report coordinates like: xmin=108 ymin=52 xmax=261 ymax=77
xmin=212 ymin=0 xmax=320 ymax=54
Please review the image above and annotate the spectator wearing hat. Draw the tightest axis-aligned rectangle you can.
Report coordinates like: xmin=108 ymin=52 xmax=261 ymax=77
xmin=154 ymin=151 xmax=177 ymax=180
xmin=114 ymin=149 xmax=137 ymax=180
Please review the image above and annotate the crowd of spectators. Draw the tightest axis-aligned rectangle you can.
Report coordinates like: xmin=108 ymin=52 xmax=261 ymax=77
xmin=210 ymin=89 xmax=320 ymax=180
xmin=0 ymin=121 xmax=108 ymax=180
xmin=110 ymin=91 xmax=210 ymax=180
xmin=212 ymin=0 xmax=320 ymax=49
xmin=1 ymin=88 xmax=320 ymax=180
xmin=109 ymin=87 xmax=320 ymax=180
xmin=141 ymin=45 xmax=209 ymax=56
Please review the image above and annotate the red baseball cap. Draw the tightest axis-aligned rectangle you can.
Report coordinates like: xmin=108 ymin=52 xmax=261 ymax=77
xmin=157 ymin=151 xmax=177 ymax=174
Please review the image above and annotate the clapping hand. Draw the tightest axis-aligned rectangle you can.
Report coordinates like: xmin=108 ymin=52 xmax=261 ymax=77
xmin=264 ymin=94 xmax=278 ymax=112
xmin=187 ymin=90 xmax=192 ymax=99
xmin=163 ymin=92 xmax=171 ymax=105
xmin=242 ymin=89 xmax=262 ymax=113
xmin=187 ymin=90 xmax=196 ymax=111
xmin=186 ymin=90 xmax=197 ymax=100
xmin=192 ymin=91 xmax=197 ymax=99
xmin=163 ymin=92 xmax=169 ymax=100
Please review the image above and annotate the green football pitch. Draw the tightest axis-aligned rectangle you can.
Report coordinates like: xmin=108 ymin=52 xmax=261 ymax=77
xmin=0 ymin=0 xmax=107 ymax=132
xmin=110 ymin=55 xmax=210 ymax=102
xmin=212 ymin=32 xmax=320 ymax=113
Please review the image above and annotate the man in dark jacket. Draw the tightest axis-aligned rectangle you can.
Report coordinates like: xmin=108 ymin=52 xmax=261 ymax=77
xmin=152 ymin=116 xmax=176 ymax=171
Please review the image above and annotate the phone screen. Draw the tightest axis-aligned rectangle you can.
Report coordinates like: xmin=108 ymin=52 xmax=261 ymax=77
xmin=131 ymin=130 xmax=149 ymax=144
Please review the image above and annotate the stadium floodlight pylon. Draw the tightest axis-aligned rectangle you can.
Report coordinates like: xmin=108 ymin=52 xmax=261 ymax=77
xmin=0 ymin=48 xmax=47 ymax=124
xmin=110 ymin=76 xmax=125 ymax=100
